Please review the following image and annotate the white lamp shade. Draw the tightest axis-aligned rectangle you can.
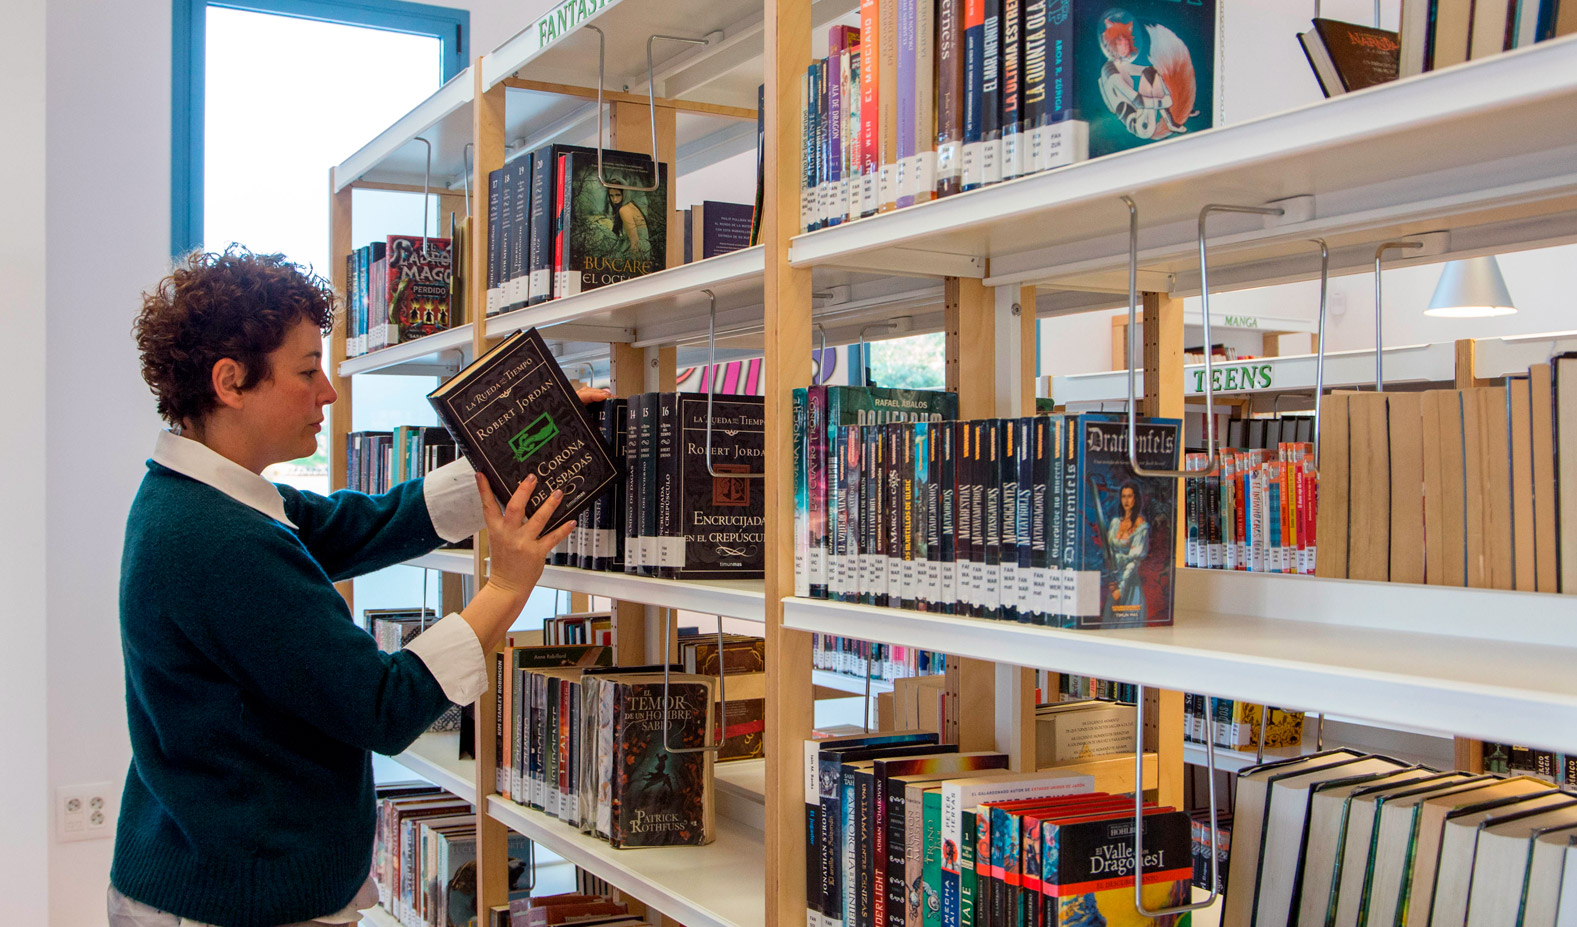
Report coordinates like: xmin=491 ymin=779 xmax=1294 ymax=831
xmin=1424 ymin=256 xmax=1517 ymax=318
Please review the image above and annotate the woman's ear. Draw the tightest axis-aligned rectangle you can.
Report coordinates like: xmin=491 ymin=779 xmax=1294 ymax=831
xmin=210 ymin=357 xmax=248 ymax=411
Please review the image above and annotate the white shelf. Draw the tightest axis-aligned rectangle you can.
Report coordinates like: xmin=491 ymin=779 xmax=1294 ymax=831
xmin=811 ymin=669 xmax=894 ymax=696
xmin=391 ymin=731 xmax=476 ymax=806
xmin=334 ymin=68 xmax=475 ymax=192
xmin=790 ymin=38 xmax=1577 ymax=300
xmin=338 ymin=324 xmax=474 ymax=378
xmin=403 ymin=549 xmax=476 ymax=574
xmin=782 ymin=569 xmax=1577 ymax=753
xmin=538 ymin=565 xmax=764 ymax=622
xmin=1052 ymin=340 xmax=1456 ymax=404
xmin=1472 ymin=330 xmax=1577 ymax=379
xmin=1181 ymin=716 xmax=1455 ymax=775
xmin=487 ymin=795 xmax=765 ymax=927
xmin=714 ymin=758 xmax=766 ymax=833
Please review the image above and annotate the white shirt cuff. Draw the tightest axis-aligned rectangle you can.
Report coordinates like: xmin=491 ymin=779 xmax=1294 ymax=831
xmin=423 ymin=455 xmax=485 ymax=543
xmin=403 ymin=613 xmax=488 ymax=705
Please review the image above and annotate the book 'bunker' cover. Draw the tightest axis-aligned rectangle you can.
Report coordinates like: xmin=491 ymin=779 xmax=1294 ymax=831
xmin=428 ymin=327 xmax=616 ymax=536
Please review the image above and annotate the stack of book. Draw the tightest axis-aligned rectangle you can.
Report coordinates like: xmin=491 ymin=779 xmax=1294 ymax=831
xmin=373 ymin=783 xmax=534 ymax=927
xmin=345 ymin=235 xmax=456 ymax=357
xmin=1314 ymin=356 xmax=1577 ymax=590
xmin=795 ymin=396 xmax=1183 ymax=628
xmin=493 ymin=642 xmax=720 ymax=846
xmin=812 ymin=635 xmax=946 ymax=684
xmin=1182 ymin=442 xmax=1318 ymax=575
xmin=800 ymin=2 xmax=1217 ymax=232
xmin=553 ymin=393 xmax=766 ymax=580
xmin=1183 ymin=696 xmax=1304 ymax=753
xmin=1222 ymin=749 xmax=1577 ymax=927
xmin=803 ymin=732 xmax=1193 ymax=927
xmin=345 ymin=426 xmax=458 ymax=496
xmin=485 ymin=145 xmax=668 ymax=317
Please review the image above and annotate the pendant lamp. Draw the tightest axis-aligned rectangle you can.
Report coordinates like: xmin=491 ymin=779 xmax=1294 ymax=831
xmin=1423 ymin=256 xmax=1517 ymax=318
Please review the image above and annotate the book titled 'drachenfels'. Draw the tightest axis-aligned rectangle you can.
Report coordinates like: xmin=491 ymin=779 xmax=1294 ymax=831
xmin=429 ymin=328 xmax=616 ymax=535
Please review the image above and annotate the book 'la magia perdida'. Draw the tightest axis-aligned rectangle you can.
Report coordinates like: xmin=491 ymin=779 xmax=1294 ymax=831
xmin=429 ymin=327 xmax=617 ymax=536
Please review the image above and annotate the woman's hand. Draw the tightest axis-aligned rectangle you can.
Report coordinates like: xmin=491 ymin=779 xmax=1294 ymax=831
xmin=577 ymin=386 xmax=612 ymax=404
xmin=476 ymin=472 xmax=575 ymax=600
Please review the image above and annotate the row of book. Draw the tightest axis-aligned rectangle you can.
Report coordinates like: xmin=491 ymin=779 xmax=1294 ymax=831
xmin=799 ymin=1 xmax=1217 ymax=232
xmin=372 ymin=783 xmax=532 ymax=927
xmin=1182 ymin=443 xmax=1319 ymax=575
xmin=492 ymin=640 xmax=722 ymax=848
xmin=1396 ymin=0 xmax=1577 ymax=78
xmin=1051 ymin=674 xmax=1137 ymax=706
xmin=552 ymin=393 xmax=767 ymax=580
xmin=795 ymin=390 xmax=1182 ymax=628
xmin=813 ymin=634 xmax=947 ymax=683
xmin=1482 ymin=741 xmax=1577 ymax=785
xmin=1315 ymin=356 xmax=1577 ymax=590
xmin=680 ymin=201 xmax=754 ymax=265
xmin=1183 ymin=696 xmax=1305 ymax=753
xmin=1191 ymin=811 xmax=1233 ymax=893
xmin=802 ymin=730 xmax=1195 ymax=927
xmin=484 ymin=145 xmax=668 ymax=317
xmin=345 ymin=426 xmax=459 ymax=496
xmin=1224 ymin=415 xmax=1316 ymax=451
xmin=345 ymin=235 xmax=457 ymax=357
xmin=542 ymin=611 xmax=613 ymax=648
xmin=1224 ymin=749 xmax=1577 ymax=927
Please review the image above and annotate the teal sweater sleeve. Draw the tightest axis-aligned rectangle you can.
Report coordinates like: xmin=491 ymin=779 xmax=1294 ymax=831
xmin=275 ymin=480 xmax=442 ymax=582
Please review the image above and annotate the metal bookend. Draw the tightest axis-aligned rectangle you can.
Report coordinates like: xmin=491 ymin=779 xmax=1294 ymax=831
xmin=661 ymin=614 xmax=728 ymax=755
xmin=415 ymin=137 xmax=433 ymax=258
xmin=704 ymin=289 xmax=765 ymax=479
xmin=587 ymin=27 xmax=708 ymax=192
xmin=1256 ymin=704 xmax=1269 ymax=765
xmin=521 ymin=838 xmax=536 ymax=890
xmin=1374 ymin=241 xmax=1426 ymax=391
xmin=463 ymin=142 xmax=474 ymax=218
xmin=1135 ymin=685 xmax=1221 ymax=915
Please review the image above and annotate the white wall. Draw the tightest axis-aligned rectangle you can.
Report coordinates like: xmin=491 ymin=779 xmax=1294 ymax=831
xmin=24 ymin=2 xmax=558 ymax=924
xmin=0 ymin=0 xmax=51 ymax=923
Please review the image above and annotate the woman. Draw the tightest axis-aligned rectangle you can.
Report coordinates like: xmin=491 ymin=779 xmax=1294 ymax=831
xmin=108 ymin=248 xmax=604 ymax=927
xmin=606 ymin=185 xmax=651 ymax=259
xmin=1104 ymin=482 xmax=1150 ymax=622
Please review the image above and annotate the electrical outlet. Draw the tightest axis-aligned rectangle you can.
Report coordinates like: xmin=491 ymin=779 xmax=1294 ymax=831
xmin=57 ymin=782 xmax=117 ymax=842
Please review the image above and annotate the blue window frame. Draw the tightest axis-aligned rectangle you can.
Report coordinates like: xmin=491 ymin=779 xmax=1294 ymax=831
xmin=171 ymin=0 xmax=468 ymax=256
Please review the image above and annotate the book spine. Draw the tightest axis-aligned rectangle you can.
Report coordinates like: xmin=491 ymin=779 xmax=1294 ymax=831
xmin=999 ymin=420 xmax=1020 ymax=623
xmin=980 ymin=0 xmax=1003 ymax=186
xmin=868 ymin=426 xmax=887 ymax=607
xmin=859 ymin=0 xmax=881 ymax=217
xmin=1000 ymin=0 xmax=1023 ymax=181
xmin=528 ymin=148 xmax=553 ymax=305
xmin=983 ymin=420 xmax=1002 ymax=619
xmin=552 ymin=152 xmax=570 ymax=299
xmin=495 ymin=651 xmax=507 ymax=795
xmin=879 ymin=0 xmax=900 ymax=212
xmin=796 ymin=389 xmax=811 ymax=597
xmin=939 ymin=423 xmax=957 ymax=615
xmin=936 ymin=0 xmax=965 ymax=196
xmin=810 ymin=386 xmax=830 ymax=597
xmin=1014 ymin=419 xmax=1035 ymax=625
xmin=1060 ymin=416 xmax=1078 ymax=627
xmin=960 ymin=810 xmax=977 ymax=927
xmin=911 ymin=424 xmax=930 ymax=611
xmin=847 ymin=44 xmax=863 ymax=224
xmin=828 ymin=32 xmax=847 ymax=228
xmin=656 ymin=393 xmax=680 ymax=578
xmin=926 ymin=423 xmax=944 ymax=612
xmin=962 ymin=0 xmax=986 ymax=191
xmin=900 ymin=424 xmax=917 ymax=610
xmin=896 ymin=0 xmax=918 ymax=210
xmin=842 ymin=765 xmax=861 ymax=927
xmin=1020 ymin=0 xmax=1046 ymax=175
xmin=861 ymin=426 xmax=880 ymax=605
xmin=1041 ymin=1 xmax=1086 ymax=170
xmin=487 ymin=169 xmax=502 ymax=315
xmin=922 ymin=791 xmax=944 ymax=927
xmin=640 ymin=393 xmax=661 ymax=575
xmin=513 ymin=661 xmax=527 ymax=801
xmin=512 ymin=155 xmax=533 ymax=307
xmin=830 ymin=424 xmax=849 ymax=601
xmin=913 ymin=0 xmax=937 ymax=204
xmin=954 ymin=422 xmax=973 ymax=615
xmin=888 ymin=425 xmax=906 ymax=609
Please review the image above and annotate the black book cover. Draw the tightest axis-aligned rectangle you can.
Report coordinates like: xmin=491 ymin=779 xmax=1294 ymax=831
xmin=982 ymin=420 xmax=1002 ymax=619
xmin=999 ymin=419 xmax=1020 ymax=623
xmin=927 ymin=422 xmax=946 ymax=614
xmin=637 ymin=393 xmax=660 ymax=575
xmin=655 ymin=393 xmax=681 ymax=578
xmin=937 ymin=421 xmax=956 ymax=616
xmin=609 ymin=399 xmax=629 ymax=572
xmin=559 ymin=148 xmax=669 ymax=296
xmin=1014 ymin=418 xmax=1035 ymax=624
xmin=527 ymin=144 xmax=592 ymax=305
xmin=863 ymin=425 xmax=883 ymax=607
xmin=981 ymin=0 xmax=1003 ymax=163
xmin=585 ymin=400 xmax=611 ymax=570
xmin=1302 ymin=18 xmax=1399 ymax=96
xmin=830 ymin=424 xmax=848 ymax=598
xmin=1060 ymin=414 xmax=1079 ymax=629
xmin=1028 ymin=416 xmax=1052 ymax=626
xmin=886 ymin=424 xmax=905 ymax=610
xmin=855 ymin=768 xmax=877 ymax=927
xmin=899 ymin=423 xmax=917 ymax=611
xmin=623 ymin=393 xmax=644 ymax=574
xmin=1001 ymin=0 xmax=1023 ymax=175
xmin=1019 ymin=0 xmax=1048 ymax=171
xmin=843 ymin=424 xmax=864 ymax=600
xmin=428 ymin=328 xmax=616 ymax=536
xmin=508 ymin=154 xmax=533 ymax=309
xmin=914 ymin=424 xmax=934 ymax=612
xmin=609 ymin=676 xmax=712 ymax=847
xmin=954 ymin=421 xmax=974 ymax=616
xmin=671 ymin=393 xmax=766 ymax=579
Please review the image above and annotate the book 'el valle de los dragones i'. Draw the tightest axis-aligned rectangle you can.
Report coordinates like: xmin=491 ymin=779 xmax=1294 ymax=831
xmin=428 ymin=327 xmax=617 ymax=535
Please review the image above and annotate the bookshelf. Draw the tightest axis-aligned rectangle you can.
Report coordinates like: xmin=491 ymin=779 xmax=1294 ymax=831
xmin=326 ymin=2 xmax=1577 ymax=924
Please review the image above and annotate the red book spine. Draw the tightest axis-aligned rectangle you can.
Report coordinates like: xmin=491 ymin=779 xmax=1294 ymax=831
xmin=859 ymin=0 xmax=880 ymax=216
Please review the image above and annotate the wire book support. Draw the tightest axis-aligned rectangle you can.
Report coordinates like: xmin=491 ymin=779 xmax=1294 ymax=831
xmin=587 ymin=27 xmax=708 ymax=192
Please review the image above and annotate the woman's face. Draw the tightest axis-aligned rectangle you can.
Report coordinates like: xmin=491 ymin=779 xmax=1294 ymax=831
xmin=236 ymin=318 xmax=337 ymax=467
xmin=608 ymin=188 xmax=624 ymax=206
xmin=1121 ymin=486 xmax=1136 ymax=515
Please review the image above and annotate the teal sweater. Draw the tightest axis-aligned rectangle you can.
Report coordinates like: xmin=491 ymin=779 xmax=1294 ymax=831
xmin=111 ymin=461 xmax=456 ymax=927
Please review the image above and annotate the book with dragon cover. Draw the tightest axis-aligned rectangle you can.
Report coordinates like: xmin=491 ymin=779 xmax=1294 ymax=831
xmin=428 ymin=327 xmax=616 ymax=536
xmin=608 ymin=675 xmax=715 ymax=848
xmin=1071 ymin=414 xmax=1180 ymax=629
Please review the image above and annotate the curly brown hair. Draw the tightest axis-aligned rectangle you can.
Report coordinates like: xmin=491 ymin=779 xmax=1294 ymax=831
xmin=134 ymin=246 xmax=336 ymax=427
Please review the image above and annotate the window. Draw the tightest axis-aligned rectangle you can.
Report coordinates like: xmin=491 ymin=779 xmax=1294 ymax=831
xmin=172 ymin=0 xmax=468 ymax=257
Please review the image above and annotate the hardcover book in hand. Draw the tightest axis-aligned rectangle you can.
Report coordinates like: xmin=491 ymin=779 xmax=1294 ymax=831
xmin=428 ymin=327 xmax=617 ymax=536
